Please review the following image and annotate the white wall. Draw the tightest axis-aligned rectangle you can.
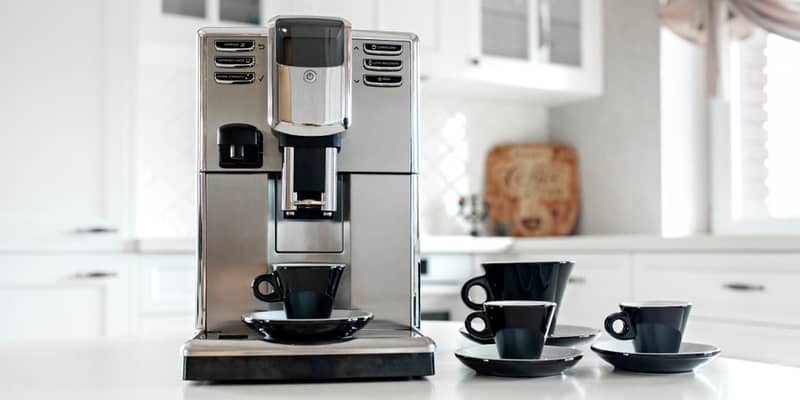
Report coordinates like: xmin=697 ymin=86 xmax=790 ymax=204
xmin=420 ymin=95 xmax=548 ymax=235
xmin=549 ymin=0 xmax=663 ymax=235
xmin=660 ymin=28 xmax=709 ymax=237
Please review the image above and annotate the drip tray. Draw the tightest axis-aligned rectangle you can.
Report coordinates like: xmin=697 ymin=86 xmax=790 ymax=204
xmin=182 ymin=325 xmax=436 ymax=381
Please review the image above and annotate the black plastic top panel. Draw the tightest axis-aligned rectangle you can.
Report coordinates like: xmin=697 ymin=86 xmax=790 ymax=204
xmin=275 ymin=18 xmax=345 ymax=67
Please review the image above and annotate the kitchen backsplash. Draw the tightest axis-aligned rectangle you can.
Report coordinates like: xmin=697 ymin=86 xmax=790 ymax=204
xmin=135 ymin=63 xmax=197 ymax=238
xmin=133 ymin=79 xmax=548 ymax=237
xmin=419 ymin=94 xmax=548 ymax=235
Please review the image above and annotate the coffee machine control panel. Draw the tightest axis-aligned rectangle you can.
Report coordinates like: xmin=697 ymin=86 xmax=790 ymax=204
xmin=199 ymin=28 xmax=418 ymax=175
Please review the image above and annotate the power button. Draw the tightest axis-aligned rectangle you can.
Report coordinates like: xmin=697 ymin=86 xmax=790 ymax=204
xmin=303 ymin=69 xmax=317 ymax=83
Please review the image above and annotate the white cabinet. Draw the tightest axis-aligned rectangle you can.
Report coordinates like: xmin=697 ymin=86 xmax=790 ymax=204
xmin=136 ymin=254 xmax=196 ymax=335
xmin=634 ymin=252 xmax=800 ymax=367
xmin=633 ymin=253 xmax=800 ymax=327
xmin=0 ymin=254 xmax=134 ymax=339
xmin=424 ymin=0 xmax=603 ymax=103
xmin=0 ymin=0 xmax=134 ymax=238
xmin=684 ymin=319 xmax=800 ymax=367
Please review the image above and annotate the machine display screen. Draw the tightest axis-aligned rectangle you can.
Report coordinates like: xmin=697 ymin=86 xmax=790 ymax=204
xmin=275 ymin=18 xmax=344 ymax=68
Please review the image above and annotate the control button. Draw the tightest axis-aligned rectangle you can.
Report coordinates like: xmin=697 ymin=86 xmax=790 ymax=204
xmin=363 ymin=43 xmax=402 ymax=56
xmin=303 ymin=69 xmax=317 ymax=83
xmin=215 ymin=56 xmax=255 ymax=68
xmin=215 ymin=40 xmax=255 ymax=52
xmin=215 ymin=72 xmax=255 ymax=84
xmin=363 ymin=59 xmax=402 ymax=71
xmin=363 ymin=74 xmax=402 ymax=87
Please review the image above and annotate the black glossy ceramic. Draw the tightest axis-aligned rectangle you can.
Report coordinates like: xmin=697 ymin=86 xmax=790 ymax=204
xmin=591 ymin=340 xmax=720 ymax=373
xmin=465 ymin=300 xmax=555 ymax=359
xmin=604 ymin=301 xmax=692 ymax=353
xmin=252 ymin=264 xmax=345 ymax=319
xmin=455 ymin=345 xmax=583 ymax=378
xmin=460 ymin=261 xmax=573 ymax=331
xmin=460 ymin=324 xmax=600 ymax=347
xmin=242 ymin=309 xmax=373 ymax=342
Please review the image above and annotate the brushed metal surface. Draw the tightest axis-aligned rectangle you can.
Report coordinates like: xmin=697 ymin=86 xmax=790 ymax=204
xmin=198 ymin=29 xmax=418 ymax=174
xmin=349 ymin=174 xmax=414 ymax=326
xmin=203 ymin=174 xmax=270 ymax=332
xmin=275 ymin=175 xmax=344 ymax=253
xmin=198 ymin=30 xmax=279 ymax=172
xmin=339 ymin=37 xmax=416 ymax=173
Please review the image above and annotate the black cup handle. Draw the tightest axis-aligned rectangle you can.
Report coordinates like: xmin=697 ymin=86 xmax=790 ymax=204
xmin=252 ymin=273 xmax=282 ymax=302
xmin=461 ymin=275 xmax=492 ymax=310
xmin=604 ymin=311 xmax=636 ymax=340
xmin=464 ymin=311 xmax=494 ymax=340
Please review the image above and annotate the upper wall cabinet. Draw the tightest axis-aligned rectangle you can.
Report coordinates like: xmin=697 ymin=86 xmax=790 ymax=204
xmin=424 ymin=0 xmax=604 ymax=104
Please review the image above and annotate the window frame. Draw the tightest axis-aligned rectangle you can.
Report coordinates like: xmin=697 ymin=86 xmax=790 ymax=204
xmin=710 ymin=34 xmax=800 ymax=235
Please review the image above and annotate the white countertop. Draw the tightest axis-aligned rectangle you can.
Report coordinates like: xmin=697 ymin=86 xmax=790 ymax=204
xmin=2 ymin=234 xmax=798 ymax=254
xmin=136 ymin=234 xmax=800 ymax=255
xmin=508 ymin=234 xmax=800 ymax=253
xmin=2 ymin=321 xmax=797 ymax=399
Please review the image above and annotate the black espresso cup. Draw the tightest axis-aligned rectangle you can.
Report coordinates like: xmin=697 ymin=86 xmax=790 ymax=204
xmin=604 ymin=301 xmax=692 ymax=353
xmin=460 ymin=261 xmax=573 ymax=332
xmin=251 ymin=264 xmax=345 ymax=319
xmin=465 ymin=300 xmax=556 ymax=359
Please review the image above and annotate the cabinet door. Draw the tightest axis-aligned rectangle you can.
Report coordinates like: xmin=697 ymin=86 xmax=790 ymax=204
xmin=138 ymin=255 xmax=196 ymax=315
xmin=438 ymin=0 xmax=602 ymax=102
xmin=137 ymin=254 xmax=196 ymax=336
xmin=0 ymin=255 xmax=133 ymax=339
xmin=634 ymin=253 xmax=800 ymax=326
xmin=0 ymin=0 xmax=133 ymax=236
xmin=684 ymin=319 xmax=800 ymax=367
xmin=480 ymin=0 xmax=592 ymax=67
xmin=376 ymin=0 xmax=479 ymax=79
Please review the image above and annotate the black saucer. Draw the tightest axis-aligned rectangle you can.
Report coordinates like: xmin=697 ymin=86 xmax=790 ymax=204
xmin=455 ymin=345 xmax=583 ymax=378
xmin=460 ymin=324 xmax=600 ymax=347
xmin=591 ymin=340 xmax=721 ymax=373
xmin=242 ymin=309 xmax=373 ymax=342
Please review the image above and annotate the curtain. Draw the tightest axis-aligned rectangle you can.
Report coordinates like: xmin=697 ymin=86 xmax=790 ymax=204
xmin=730 ymin=0 xmax=800 ymax=41
xmin=659 ymin=0 xmax=800 ymax=95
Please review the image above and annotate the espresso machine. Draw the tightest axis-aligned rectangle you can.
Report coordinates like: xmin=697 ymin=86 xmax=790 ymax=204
xmin=181 ymin=16 xmax=435 ymax=381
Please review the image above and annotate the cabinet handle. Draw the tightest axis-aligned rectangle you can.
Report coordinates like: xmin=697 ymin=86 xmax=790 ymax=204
xmin=722 ymin=282 xmax=765 ymax=292
xmin=71 ymin=271 xmax=118 ymax=279
xmin=568 ymin=276 xmax=586 ymax=285
xmin=73 ymin=226 xmax=118 ymax=234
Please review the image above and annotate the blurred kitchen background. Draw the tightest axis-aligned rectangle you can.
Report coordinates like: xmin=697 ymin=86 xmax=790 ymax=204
xmin=2 ymin=0 xmax=800 ymax=367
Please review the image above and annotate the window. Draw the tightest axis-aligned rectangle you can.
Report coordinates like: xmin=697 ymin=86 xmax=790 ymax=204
xmin=722 ymin=29 xmax=800 ymax=232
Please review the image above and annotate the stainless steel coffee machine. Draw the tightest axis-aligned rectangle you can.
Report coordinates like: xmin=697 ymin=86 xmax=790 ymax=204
xmin=182 ymin=16 xmax=435 ymax=381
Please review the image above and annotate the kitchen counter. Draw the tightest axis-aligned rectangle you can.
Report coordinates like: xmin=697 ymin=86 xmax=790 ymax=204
xmin=2 ymin=322 xmax=797 ymax=399
xmin=421 ymin=234 xmax=800 ymax=254
xmin=6 ymin=234 xmax=796 ymax=254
